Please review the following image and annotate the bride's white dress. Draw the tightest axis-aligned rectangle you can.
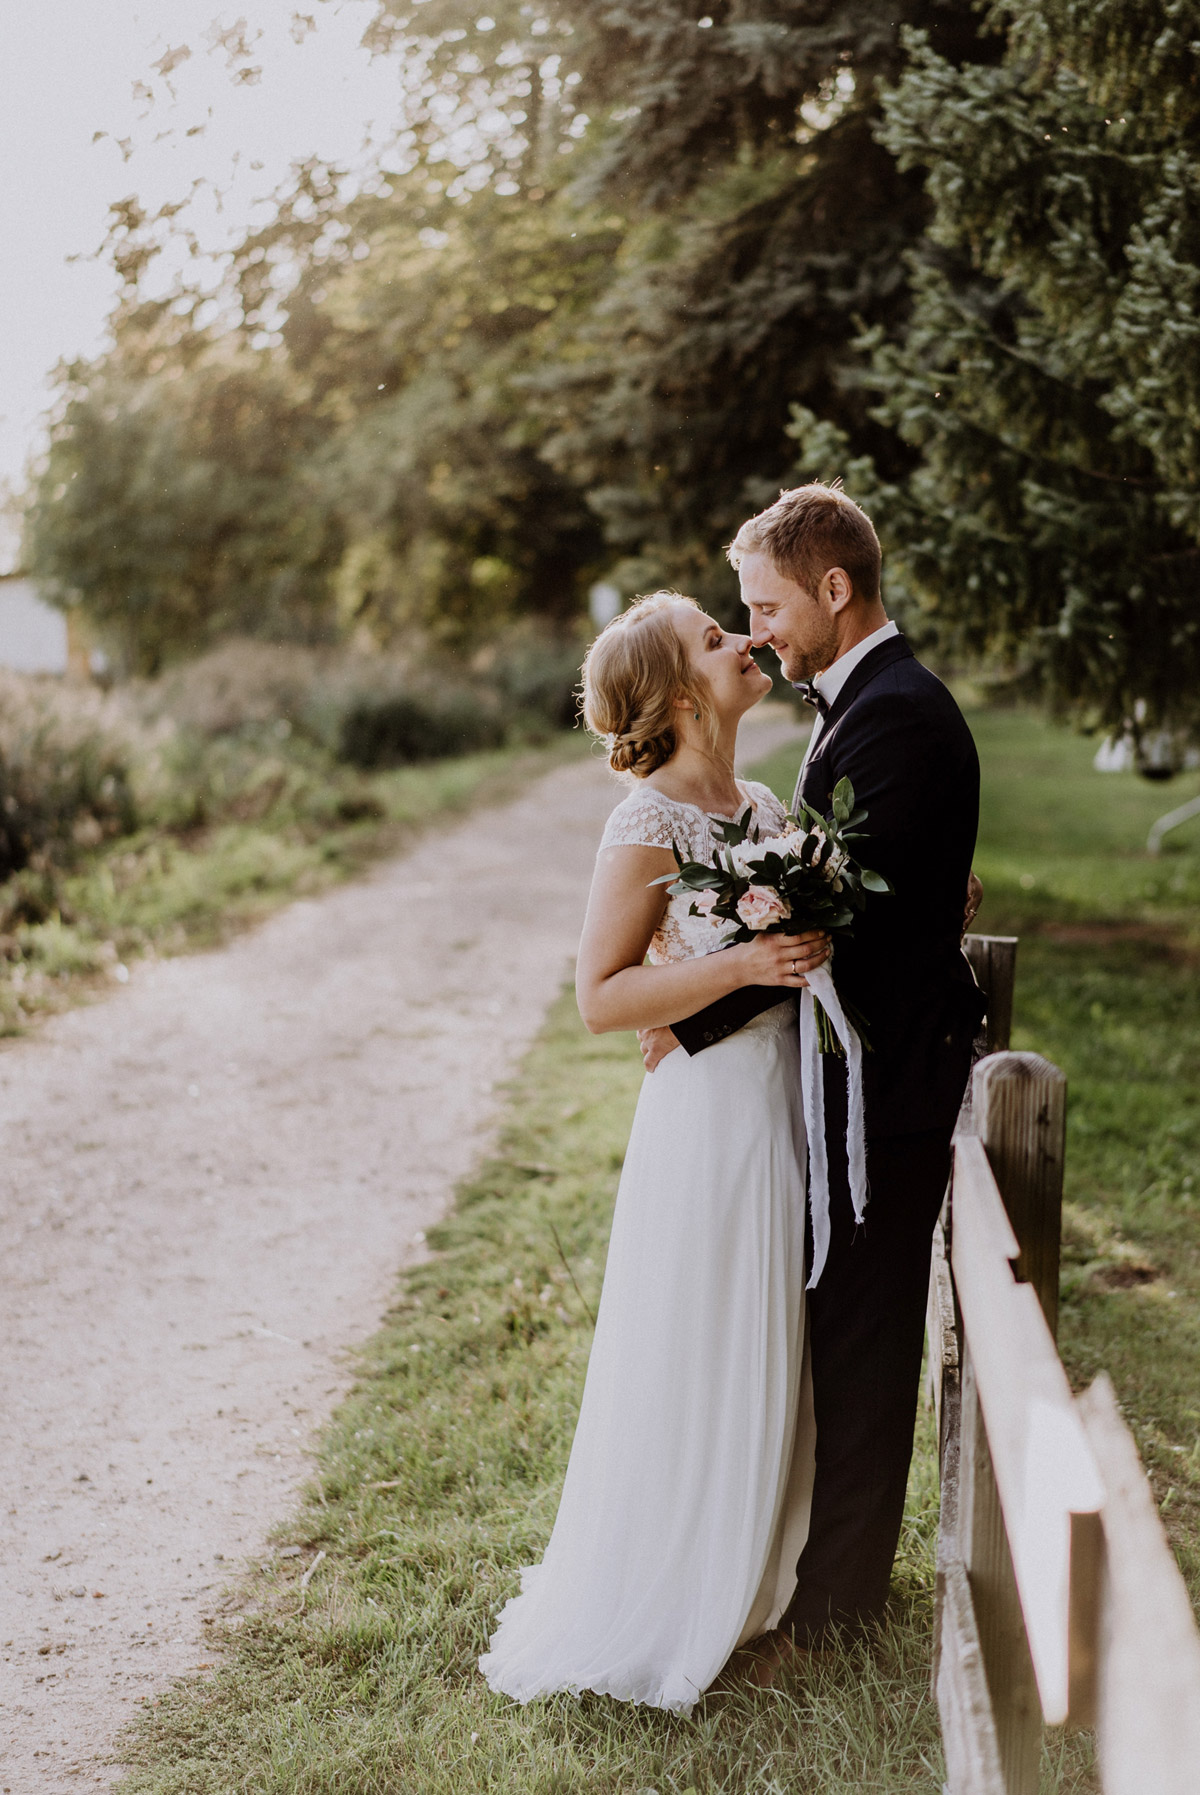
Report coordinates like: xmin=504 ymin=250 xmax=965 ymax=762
xmin=479 ymin=778 xmax=814 ymax=1713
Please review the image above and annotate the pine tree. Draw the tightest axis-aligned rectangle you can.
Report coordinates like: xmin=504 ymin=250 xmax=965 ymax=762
xmin=807 ymin=0 xmax=1200 ymax=737
xmin=534 ymin=0 xmax=992 ymax=612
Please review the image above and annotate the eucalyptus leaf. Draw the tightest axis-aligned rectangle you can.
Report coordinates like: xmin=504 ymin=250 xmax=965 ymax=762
xmin=831 ymin=776 xmax=855 ymax=824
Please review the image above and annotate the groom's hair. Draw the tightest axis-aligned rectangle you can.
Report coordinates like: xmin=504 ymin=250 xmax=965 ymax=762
xmin=727 ymin=482 xmax=881 ymax=602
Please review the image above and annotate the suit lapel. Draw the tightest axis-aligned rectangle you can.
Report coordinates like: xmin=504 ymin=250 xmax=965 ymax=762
xmin=795 ymin=634 xmax=915 ymax=810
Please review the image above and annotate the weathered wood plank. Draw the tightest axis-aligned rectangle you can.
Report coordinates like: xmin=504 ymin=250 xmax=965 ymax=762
xmin=927 ymin=1219 xmax=959 ymax=1444
xmin=958 ymin=1346 xmax=1041 ymax=1795
xmin=936 ymin=1555 xmax=1008 ymax=1795
xmin=963 ymin=934 xmax=1018 ymax=1056
xmin=951 ymin=1135 xmax=1103 ymax=1726
xmin=1067 ymin=1510 xmax=1103 ymax=1730
xmin=974 ymin=1053 xmax=1066 ymax=1339
xmin=1076 ymin=1375 xmax=1200 ymax=1795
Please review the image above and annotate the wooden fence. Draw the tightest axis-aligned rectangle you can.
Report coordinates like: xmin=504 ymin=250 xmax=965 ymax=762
xmin=929 ymin=937 xmax=1200 ymax=1794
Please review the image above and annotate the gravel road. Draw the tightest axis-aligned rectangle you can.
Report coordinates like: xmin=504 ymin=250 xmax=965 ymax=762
xmin=0 ymin=714 xmax=804 ymax=1791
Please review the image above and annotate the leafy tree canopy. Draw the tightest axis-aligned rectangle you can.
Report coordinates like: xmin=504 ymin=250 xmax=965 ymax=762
xmin=796 ymin=0 xmax=1200 ymax=737
xmin=523 ymin=0 xmax=993 ymax=615
xmin=26 ymin=1 xmax=1005 ymax=668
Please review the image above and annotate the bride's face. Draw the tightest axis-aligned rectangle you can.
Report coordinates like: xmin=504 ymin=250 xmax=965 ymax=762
xmin=673 ymin=605 xmax=772 ymax=721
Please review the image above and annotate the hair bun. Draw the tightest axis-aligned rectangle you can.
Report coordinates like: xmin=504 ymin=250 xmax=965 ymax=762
xmin=607 ymin=728 xmax=667 ymax=777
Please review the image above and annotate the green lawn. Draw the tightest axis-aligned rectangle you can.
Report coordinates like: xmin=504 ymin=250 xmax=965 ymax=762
xmin=118 ymin=710 xmax=1197 ymax=1794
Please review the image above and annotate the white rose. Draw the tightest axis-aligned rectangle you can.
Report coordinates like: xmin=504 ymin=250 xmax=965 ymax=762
xmin=729 ymin=841 xmax=770 ymax=875
xmin=773 ymin=828 xmax=813 ymax=858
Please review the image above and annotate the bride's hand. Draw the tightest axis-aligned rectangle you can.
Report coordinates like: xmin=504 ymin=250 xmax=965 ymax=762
xmin=735 ymin=929 xmax=831 ymax=989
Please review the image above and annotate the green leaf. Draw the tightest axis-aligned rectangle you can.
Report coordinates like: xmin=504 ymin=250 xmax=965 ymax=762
xmin=831 ymin=776 xmax=855 ymax=824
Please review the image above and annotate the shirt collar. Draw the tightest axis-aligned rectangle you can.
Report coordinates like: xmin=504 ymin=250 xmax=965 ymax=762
xmin=801 ymin=619 xmax=899 ymax=710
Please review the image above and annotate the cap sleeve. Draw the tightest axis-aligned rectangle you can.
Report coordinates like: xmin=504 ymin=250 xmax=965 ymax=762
xmin=599 ymin=790 xmax=685 ymax=852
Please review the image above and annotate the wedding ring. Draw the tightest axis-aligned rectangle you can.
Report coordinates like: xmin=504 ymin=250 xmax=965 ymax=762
xmin=790 ymin=959 xmax=798 ymax=976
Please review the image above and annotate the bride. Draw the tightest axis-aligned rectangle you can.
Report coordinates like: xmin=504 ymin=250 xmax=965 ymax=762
xmin=479 ymin=591 xmax=830 ymax=1712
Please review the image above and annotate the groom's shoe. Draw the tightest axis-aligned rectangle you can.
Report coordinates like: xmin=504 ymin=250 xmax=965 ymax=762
xmin=725 ymin=1630 xmax=831 ymax=1690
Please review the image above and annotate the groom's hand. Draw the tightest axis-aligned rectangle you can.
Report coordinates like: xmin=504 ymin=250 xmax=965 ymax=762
xmin=638 ymin=1025 xmax=680 ymax=1073
xmin=963 ymin=869 xmax=983 ymax=936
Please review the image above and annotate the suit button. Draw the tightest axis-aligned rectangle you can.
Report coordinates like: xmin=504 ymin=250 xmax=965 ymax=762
xmin=703 ymin=1031 xmax=714 ymax=1043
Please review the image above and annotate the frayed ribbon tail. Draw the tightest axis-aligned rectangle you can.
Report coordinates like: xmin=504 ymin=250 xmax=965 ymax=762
xmin=799 ymin=966 xmax=868 ymax=1289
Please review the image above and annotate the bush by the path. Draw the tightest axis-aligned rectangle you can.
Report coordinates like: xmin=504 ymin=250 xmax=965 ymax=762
xmin=336 ymin=685 xmax=507 ymax=767
xmin=0 ymin=629 xmax=588 ymax=1030
xmin=0 ymin=675 xmax=581 ymax=1036
xmin=132 ymin=631 xmax=582 ymax=767
xmin=0 ymin=671 xmax=141 ymax=880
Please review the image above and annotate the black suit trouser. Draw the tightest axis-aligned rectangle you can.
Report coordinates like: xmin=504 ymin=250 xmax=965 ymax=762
xmin=779 ymin=1123 xmax=952 ymax=1643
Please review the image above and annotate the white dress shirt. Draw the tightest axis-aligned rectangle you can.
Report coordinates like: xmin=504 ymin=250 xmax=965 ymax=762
xmin=801 ymin=618 xmax=900 ymax=760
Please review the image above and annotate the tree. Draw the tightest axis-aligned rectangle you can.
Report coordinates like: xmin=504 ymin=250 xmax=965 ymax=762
xmin=529 ymin=0 xmax=993 ymax=615
xmin=805 ymin=0 xmax=1200 ymax=736
xmin=25 ymin=152 xmax=614 ymax=663
xmin=271 ymin=172 xmax=617 ymax=647
xmin=28 ymin=2 xmax=1008 ymax=666
xmin=26 ymin=339 xmax=340 ymax=676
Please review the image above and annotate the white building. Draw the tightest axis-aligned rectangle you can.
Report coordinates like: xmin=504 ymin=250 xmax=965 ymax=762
xmin=0 ymin=574 xmax=69 ymax=674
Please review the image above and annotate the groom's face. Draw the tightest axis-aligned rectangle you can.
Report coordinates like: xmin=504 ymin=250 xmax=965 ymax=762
xmin=739 ymin=553 xmax=840 ymax=684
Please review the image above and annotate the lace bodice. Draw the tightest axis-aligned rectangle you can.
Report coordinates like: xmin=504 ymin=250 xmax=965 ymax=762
xmin=599 ymin=779 xmax=789 ymax=964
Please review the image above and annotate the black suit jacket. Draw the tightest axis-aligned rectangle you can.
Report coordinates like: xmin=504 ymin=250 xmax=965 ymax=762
xmin=672 ymin=635 xmax=985 ymax=1138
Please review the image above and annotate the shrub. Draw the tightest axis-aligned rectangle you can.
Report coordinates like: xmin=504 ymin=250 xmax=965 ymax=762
xmin=0 ymin=673 xmax=139 ymax=880
xmin=127 ymin=639 xmax=348 ymax=738
xmin=125 ymin=632 xmax=585 ymax=763
xmin=337 ymin=686 xmax=506 ymax=768
xmin=483 ymin=625 xmax=585 ymax=734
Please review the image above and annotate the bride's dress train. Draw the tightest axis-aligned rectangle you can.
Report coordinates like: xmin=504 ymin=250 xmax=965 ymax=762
xmin=480 ymin=780 xmax=814 ymax=1712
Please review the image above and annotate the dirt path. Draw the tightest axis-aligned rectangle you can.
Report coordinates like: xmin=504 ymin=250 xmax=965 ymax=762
xmin=0 ymin=715 xmax=804 ymax=1791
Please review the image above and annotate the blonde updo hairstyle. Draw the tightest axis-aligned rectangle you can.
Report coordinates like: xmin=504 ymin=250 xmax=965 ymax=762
xmin=581 ymin=591 xmax=718 ymax=778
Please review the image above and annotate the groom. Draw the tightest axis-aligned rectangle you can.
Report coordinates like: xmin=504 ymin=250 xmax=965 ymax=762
xmin=640 ymin=483 xmax=984 ymax=1650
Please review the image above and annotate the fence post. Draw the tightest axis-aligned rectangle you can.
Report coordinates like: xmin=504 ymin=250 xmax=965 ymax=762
xmin=963 ymin=934 xmax=1018 ymax=1056
xmin=969 ymin=1050 xmax=1068 ymax=1766
xmin=973 ymin=1054 xmax=1067 ymax=1340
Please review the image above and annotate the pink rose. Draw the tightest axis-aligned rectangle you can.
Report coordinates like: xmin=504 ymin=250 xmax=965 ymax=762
xmin=693 ymin=889 xmax=720 ymax=918
xmin=736 ymin=884 xmax=791 ymax=931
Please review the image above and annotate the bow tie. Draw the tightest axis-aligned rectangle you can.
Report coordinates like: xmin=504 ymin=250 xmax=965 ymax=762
xmin=797 ymin=681 xmax=830 ymax=719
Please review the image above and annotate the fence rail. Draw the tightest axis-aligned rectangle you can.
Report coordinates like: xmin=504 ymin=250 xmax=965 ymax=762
xmin=931 ymin=938 xmax=1200 ymax=1794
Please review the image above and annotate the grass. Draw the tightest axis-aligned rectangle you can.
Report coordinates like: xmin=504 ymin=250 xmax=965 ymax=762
xmin=117 ymin=709 xmax=1198 ymax=1793
xmin=0 ymin=733 xmax=580 ymax=1036
xmin=118 ymin=988 xmax=948 ymax=1795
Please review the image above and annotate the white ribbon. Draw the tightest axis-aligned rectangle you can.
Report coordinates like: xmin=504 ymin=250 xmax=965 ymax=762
xmin=799 ymin=964 xmax=868 ymax=1288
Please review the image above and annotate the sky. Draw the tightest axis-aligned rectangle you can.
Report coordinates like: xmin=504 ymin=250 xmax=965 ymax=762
xmin=0 ymin=0 xmax=406 ymax=569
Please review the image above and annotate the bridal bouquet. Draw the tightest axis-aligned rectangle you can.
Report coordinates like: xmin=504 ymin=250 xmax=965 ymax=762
xmin=656 ymin=778 xmax=892 ymax=1288
xmin=656 ymin=777 xmax=890 ymax=1056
